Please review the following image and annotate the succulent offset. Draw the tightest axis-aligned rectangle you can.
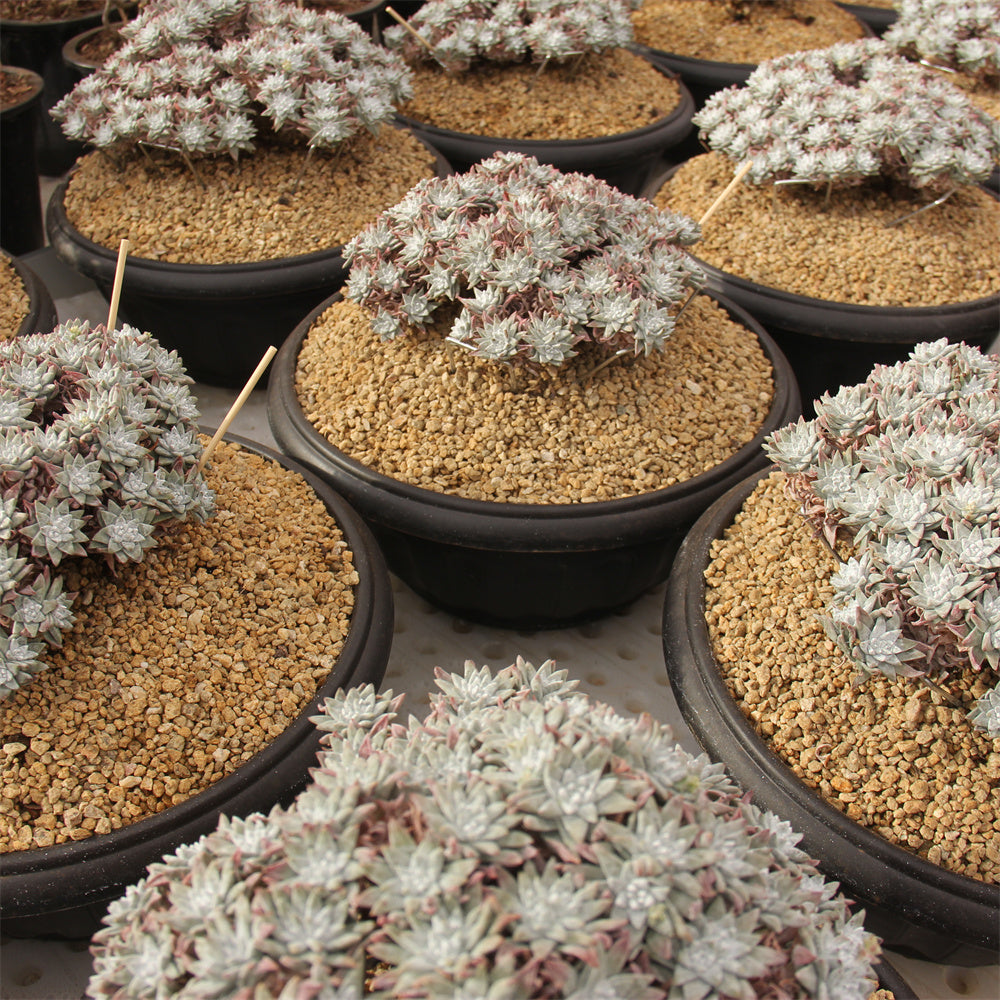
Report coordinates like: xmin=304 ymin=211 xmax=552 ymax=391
xmin=87 ymin=658 xmax=882 ymax=999
xmin=0 ymin=321 xmax=215 ymax=699
xmin=51 ymin=0 xmax=412 ymax=160
xmin=764 ymin=339 xmax=1000 ymax=736
xmin=384 ymin=0 xmax=642 ymax=72
xmin=884 ymin=0 xmax=1000 ymax=85
xmin=693 ymin=38 xmax=1000 ymax=191
xmin=344 ymin=152 xmax=704 ymax=366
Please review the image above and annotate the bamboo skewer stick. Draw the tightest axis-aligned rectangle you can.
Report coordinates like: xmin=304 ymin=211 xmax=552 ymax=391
xmin=195 ymin=346 xmax=278 ymax=474
xmin=106 ymin=238 xmax=130 ymax=331
xmin=698 ymin=160 xmax=753 ymax=227
xmin=385 ymin=6 xmax=437 ymax=55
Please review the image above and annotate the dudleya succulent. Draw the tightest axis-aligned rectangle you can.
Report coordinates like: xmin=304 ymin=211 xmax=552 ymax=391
xmin=343 ymin=151 xmax=704 ymax=366
xmin=765 ymin=339 xmax=1000 ymax=738
xmin=51 ymin=0 xmax=412 ymax=162
xmin=884 ymin=0 xmax=1000 ymax=86
xmin=0 ymin=320 xmax=214 ymax=699
xmin=693 ymin=38 xmax=1000 ymax=191
xmin=87 ymin=657 xmax=882 ymax=999
xmin=383 ymin=0 xmax=642 ymax=73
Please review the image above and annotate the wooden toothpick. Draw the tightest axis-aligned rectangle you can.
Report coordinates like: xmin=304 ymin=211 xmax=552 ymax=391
xmin=699 ymin=160 xmax=753 ymax=228
xmin=385 ymin=6 xmax=450 ymax=71
xmin=106 ymin=238 xmax=130 ymax=331
xmin=195 ymin=346 xmax=278 ymax=474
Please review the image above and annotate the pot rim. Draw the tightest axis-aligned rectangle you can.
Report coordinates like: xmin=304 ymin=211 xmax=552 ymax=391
xmin=395 ymin=46 xmax=693 ymax=149
xmin=663 ymin=466 xmax=1000 ymax=955
xmin=271 ymin=291 xmax=799 ymax=520
xmin=0 ymin=433 xmax=391 ymax=889
xmin=1 ymin=248 xmax=58 ymax=337
xmin=0 ymin=64 xmax=43 ymax=114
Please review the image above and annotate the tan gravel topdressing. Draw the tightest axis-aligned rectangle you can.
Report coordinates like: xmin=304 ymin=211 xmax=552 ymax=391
xmin=705 ymin=471 xmax=999 ymax=883
xmin=61 ymin=127 xmax=437 ymax=264
xmin=0 ymin=255 xmax=29 ymax=341
xmin=0 ymin=440 xmax=359 ymax=852
xmin=398 ymin=47 xmax=682 ymax=140
xmin=296 ymin=295 xmax=774 ymax=503
xmin=654 ymin=152 xmax=1000 ymax=306
xmin=632 ymin=0 xmax=866 ymax=64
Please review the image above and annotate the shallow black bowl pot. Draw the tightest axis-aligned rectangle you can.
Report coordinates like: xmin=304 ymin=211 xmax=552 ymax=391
xmin=663 ymin=467 xmax=1000 ymax=966
xmin=396 ymin=54 xmax=694 ymax=196
xmin=267 ymin=292 xmax=800 ymax=630
xmin=2 ymin=247 xmax=58 ymax=337
xmin=0 ymin=434 xmax=394 ymax=940
xmin=644 ymin=166 xmax=1000 ymax=412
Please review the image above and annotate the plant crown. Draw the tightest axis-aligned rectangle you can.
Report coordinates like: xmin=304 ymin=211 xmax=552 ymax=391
xmin=765 ymin=340 xmax=1000 ymax=737
xmin=693 ymin=39 xmax=1000 ymax=191
xmin=0 ymin=321 xmax=214 ymax=700
xmin=51 ymin=0 xmax=412 ymax=160
xmin=383 ymin=0 xmax=641 ymax=71
xmin=88 ymin=658 xmax=882 ymax=1000
xmin=344 ymin=152 xmax=704 ymax=367
xmin=884 ymin=0 xmax=1000 ymax=85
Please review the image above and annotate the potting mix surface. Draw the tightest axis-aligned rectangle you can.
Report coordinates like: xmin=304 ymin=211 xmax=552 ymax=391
xmin=655 ymin=152 xmax=1000 ymax=307
xmin=0 ymin=440 xmax=358 ymax=851
xmin=296 ymin=296 xmax=774 ymax=503
xmin=0 ymin=255 xmax=29 ymax=340
xmin=631 ymin=0 xmax=867 ymax=64
xmin=705 ymin=471 xmax=999 ymax=884
xmin=398 ymin=47 xmax=682 ymax=139
xmin=60 ymin=127 xmax=437 ymax=264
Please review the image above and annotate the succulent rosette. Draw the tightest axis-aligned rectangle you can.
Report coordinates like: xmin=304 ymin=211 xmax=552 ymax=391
xmin=344 ymin=152 xmax=704 ymax=366
xmin=88 ymin=658 xmax=882 ymax=999
xmin=693 ymin=39 xmax=1000 ymax=191
xmin=765 ymin=339 xmax=1000 ymax=734
xmin=0 ymin=321 xmax=214 ymax=698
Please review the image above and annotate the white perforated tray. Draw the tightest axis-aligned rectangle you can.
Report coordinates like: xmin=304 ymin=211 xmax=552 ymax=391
xmin=2 ymin=250 xmax=996 ymax=1000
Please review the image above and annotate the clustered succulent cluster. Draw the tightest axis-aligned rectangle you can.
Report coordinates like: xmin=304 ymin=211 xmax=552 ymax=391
xmin=51 ymin=0 xmax=412 ymax=160
xmin=884 ymin=0 xmax=1000 ymax=85
xmin=384 ymin=0 xmax=641 ymax=72
xmin=344 ymin=152 xmax=704 ymax=366
xmin=88 ymin=658 xmax=882 ymax=999
xmin=693 ymin=39 xmax=1000 ymax=191
xmin=765 ymin=340 xmax=1000 ymax=738
xmin=0 ymin=321 xmax=214 ymax=699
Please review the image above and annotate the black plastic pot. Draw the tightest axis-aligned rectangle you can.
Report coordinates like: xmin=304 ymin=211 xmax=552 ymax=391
xmin=0 ymin=434 xmax=394 ymax=940
xmin=61 ymin=22 xmax=122 ymax=83
xmin=836 ymin=2 xmax=898 ymax=35
xmin=396 ymin=54 xmax=694 ymax=196
xmin=45 ymin=136 xmax=448 ymax=388
xmin=2 ymin=248 xmax=58 ymax=337
xmin=267 ymin=292 xmax=800 ymax=630
xmin=644 ymin=166 xmax=1000 ymax=412
xmin=0 ymin=65 xmax=44 ymax=255
xmin=0 ymin=5 xmax=109 ymax=175
xmin=630 ymin=42 xmax=752 ymax=114
xmin=874 ymin=960 xmax=918 ymax=1000
xmin=663 ymin=467 xmax=1000 ymax=966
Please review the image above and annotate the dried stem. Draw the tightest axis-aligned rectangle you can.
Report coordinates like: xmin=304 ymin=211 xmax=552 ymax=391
xmin=885 ymin=187 xmax=957 ymax=228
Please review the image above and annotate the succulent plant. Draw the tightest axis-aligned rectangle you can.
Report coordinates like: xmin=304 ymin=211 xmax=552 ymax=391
xmin=88 ymin=658 xmax=882 ymax=999
xmin=884 ymin=0 xmax=1000 ymax=86
xmin=344 ymin=152 xmax=704 ymax=367
xmin=0 ymin=320 xmax=215 ymax=699
xmin=51 ymin=0 xmax=412 ymax=161
xmin=693 ymin=38 xmax=1000 ymax=191
xmin=764 ymin=339 xmax=1000 ymax=734
xmin=383 ymin=0 xmax=642 ymax=72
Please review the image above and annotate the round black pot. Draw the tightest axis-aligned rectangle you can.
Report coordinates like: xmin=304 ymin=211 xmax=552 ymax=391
xmin=0 ymin=434 xmax=394 ymax=941
xmin=45 ymin=136 xmax=448 ymax=388
xmin=662 ymin=467 xmax=1000 ymax=966
xmin=2 ymin=247 xmax=58 ymax=337
xmin=630 ymin=42 xmax=751 ymax=113
xmin=874 ymin=960 xmax=918 ymax=1000
xmin=61 ymin=22 xmax=122 ymax=83
xmin=396 ymin=54 xmax=694 ymax=196
xmin=0 ymin=5 xmax=110 ymax=175
xmin=644 ymin=166 xmax=1000 ymax=413
xmin=267 ymin=292 xmax=800 ymax=630
xmin=0 ymin=65 xmax=44 ymax=255
xmin=836 ymin=2 xmax=898 ymax=35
